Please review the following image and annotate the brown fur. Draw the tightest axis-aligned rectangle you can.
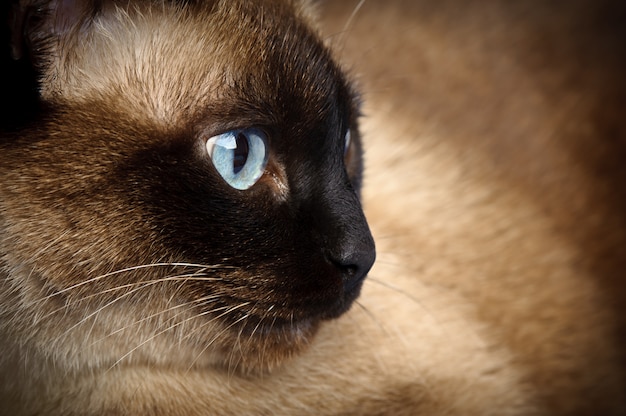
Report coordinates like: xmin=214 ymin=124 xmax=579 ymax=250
xmin=1 ymin=0 xmax=625 ymax=414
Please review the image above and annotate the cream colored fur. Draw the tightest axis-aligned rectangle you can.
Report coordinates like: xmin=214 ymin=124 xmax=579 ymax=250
xmin=1 ymin=0 xmax=625 ymax=415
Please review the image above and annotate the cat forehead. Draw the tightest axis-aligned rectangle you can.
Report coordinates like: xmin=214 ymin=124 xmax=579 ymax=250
xmin=41 ymin=0 xmax=350 ymax=129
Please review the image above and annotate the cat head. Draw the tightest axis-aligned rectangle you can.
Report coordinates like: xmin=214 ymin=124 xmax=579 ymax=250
xmin=1 ymin=0 xmax=375 ymax=372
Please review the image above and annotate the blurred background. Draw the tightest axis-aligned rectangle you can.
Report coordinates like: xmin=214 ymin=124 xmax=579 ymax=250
xmin=318 ymin=1 xmax=626 ymax=414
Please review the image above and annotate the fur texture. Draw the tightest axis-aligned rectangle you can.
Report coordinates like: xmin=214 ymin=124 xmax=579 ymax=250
xmin=1 ymin=0 xmax=625 ymax=414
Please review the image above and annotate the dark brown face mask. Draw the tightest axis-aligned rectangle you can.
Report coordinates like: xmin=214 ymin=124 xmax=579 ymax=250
xmin=0 ymin=0 xmax=375 ymax=372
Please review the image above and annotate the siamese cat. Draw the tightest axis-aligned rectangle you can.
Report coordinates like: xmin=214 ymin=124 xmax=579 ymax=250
xmin=1 ymin=0 xmax=625 ymax=414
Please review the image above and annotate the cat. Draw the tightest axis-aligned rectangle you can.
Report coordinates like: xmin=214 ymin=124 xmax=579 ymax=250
xmin=1 ymin=0 xmax=625 ymax=415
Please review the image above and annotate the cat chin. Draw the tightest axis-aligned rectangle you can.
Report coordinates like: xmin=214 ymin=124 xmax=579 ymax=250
xmin=190 ymin=279 xmax=364 ymax=373
xmin=213 ymin=318 xmax=321 ymax=374
xmin=215 ymin=290 xmax=365 ymax=374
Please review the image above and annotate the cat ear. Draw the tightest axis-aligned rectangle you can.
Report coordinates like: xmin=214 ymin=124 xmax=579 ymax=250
xmin=9 ymin=0 xmax=99 ymax=61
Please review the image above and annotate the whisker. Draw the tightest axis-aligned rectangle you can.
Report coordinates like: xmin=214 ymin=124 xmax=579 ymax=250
xmin=325 ymin=0 xmax=368 ymax=58
xmin=84 ymin=308 xmax=101 ymax=346
xmin=258 ymin=313 xmax=279 ymax=373
xmin=227 ymin=307 xmax=256 ymax=376
xmin=183 ymin=302 xmax=253 ymax=373
xmin=180 ymin=300 xmax=249 ymax=345
xmin=366 ymin=276 xmax=420 ymax=302
xmin=364 ymin=275 xmax=482 ymax=345
xmin=107 ymin=301 xmax=251 ymax=372
xmin=40 ymin=270 xmax=220 ymax=322
xmin=49 ymin=268 xmax=221 ymax=343
xmin=353 ymin=300 xmax=391 ymax=337
xmin=50 ymin=281 xmax=157 ymax=345
xmin=31 ymin=231 xmax=71 ymax=259
xmin=36 ymin=262 xmax=230 ymax=303
xmin=341 ymin=0 xmax=367 ymax=39
xmin=59 ymin=272 xmax=217 ymax=306
xmin=90 ymin=294 xmax=224 ymax=346
xmin=230 ymin=302 xmax=275 ymax=374
xmin=365 ymin=275 xmax=445 ymax=325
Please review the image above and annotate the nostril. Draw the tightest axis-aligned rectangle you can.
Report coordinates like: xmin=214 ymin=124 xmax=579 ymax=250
xmin=330 ymin=246 xmax=376 ymax=294
xmin=342 ymin=264 xmax=362 ymax=293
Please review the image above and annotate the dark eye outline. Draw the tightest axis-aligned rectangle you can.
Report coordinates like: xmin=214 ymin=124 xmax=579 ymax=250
xmin=205 ymin=127 xmax=269 ymax=190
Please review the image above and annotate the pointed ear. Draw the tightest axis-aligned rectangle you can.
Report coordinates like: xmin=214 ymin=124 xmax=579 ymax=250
xmin=9 ymin=0 xmax=99 ymax=61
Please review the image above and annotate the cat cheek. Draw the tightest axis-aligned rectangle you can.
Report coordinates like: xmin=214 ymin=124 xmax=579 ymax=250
xmin=258 ymin=162 xmax=290 ymax=202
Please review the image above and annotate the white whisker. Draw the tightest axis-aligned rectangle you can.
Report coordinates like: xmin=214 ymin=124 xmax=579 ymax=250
xmin=107 ymin=301 xmax=251 ymax=373
xmin=40 ymin=269 xmax=220 ymax=322
xmin=36 ymin=262 xmax=230 ymax=303
xmin=353 ymin=300 xmax=390 ymax=337
xmin=90 ymin=294 xmax=224 ymax=346
xmin=51 ymin=281 xmax=155 ymax=345
xmin=183 ymin=302 xmax=253 ymax=373
xmin=366 ymin=275 xmax=439 ymax=320
xmin=342 ymin=0 xmax=367 ymax=38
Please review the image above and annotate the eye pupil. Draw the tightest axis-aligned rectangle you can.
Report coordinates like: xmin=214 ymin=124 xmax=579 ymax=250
xmin=205 ymin=128 xmax=269 ymax=190
xmin=233 ymin=132 xmax=249 ymax=174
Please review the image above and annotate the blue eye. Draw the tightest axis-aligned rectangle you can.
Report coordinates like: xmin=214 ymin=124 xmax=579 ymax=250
xmin=205 ymin=128 xmax=269 ymax=190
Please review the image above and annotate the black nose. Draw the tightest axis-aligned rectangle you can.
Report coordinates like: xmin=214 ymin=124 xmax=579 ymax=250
xmin=328 ymin=239 xmax=376 ymax=294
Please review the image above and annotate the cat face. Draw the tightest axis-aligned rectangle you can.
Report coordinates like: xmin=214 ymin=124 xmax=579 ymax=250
xmin=0 ymin=0 xmax=375 ymax=372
